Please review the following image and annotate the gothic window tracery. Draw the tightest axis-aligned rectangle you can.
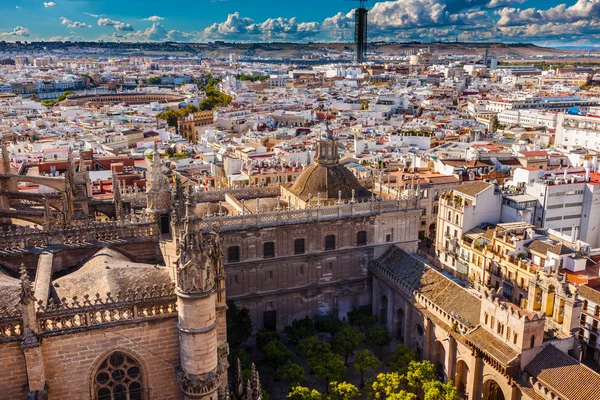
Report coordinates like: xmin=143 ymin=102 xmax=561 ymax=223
xmin=94 ymin=352 xmax=144 ymax=400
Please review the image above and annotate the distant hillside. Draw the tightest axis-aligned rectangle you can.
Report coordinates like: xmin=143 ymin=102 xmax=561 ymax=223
xmin=0 ymin=40 xmax=574 ymax=59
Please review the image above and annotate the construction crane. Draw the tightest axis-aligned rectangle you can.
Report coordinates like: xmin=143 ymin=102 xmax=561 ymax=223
xmin=346 ymin=0 xmax=368 ymax=64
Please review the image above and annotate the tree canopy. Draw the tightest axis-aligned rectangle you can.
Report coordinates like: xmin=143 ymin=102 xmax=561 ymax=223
xmin=284 ymin=316 xmax=316 ymax=345
xmin=332 ymin=326 xmax=365 ymax=366
xmin=347 ymin=309 xmax=378 ymax=333
xmin=226 ymin=301 xmax=253 ymax=348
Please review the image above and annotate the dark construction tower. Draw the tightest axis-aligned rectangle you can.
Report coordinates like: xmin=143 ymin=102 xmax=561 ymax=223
xmin=353 ymin=0 xmax=368 ymax=64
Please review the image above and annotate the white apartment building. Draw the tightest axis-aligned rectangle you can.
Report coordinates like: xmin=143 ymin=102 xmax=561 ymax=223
xmin=555 ymin=113 xmax=600 ymax=150
xmin=486 ymin=96 xmax=600 ymax=114
xmin=513 ymin=167 xmax=600 ymax=247
xmin=436 ymin=181 xmax=502 ymax=275
xmin=497 ymin=109 xmax=558 ymax=129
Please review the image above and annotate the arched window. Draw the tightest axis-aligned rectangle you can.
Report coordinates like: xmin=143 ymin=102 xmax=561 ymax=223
xmin=94 ymin=352 xmax=144 ymax=400
xmin=448 ymin=211 xmax=452 ymax=220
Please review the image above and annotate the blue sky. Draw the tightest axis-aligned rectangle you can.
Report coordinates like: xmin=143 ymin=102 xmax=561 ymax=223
xmin=0 ymin=0 xmax=595 ymax=45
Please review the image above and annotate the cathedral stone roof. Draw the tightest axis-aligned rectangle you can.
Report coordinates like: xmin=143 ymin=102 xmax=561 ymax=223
xmin=286 ymin=136 xmax=370 ymax=202
xmin=0 ymin=272 xmax=20 ymax=310
xmin=287 ymin=162 xmax=370 ymax=201
xmin=53 ymin=247 xmax=172 ymax=300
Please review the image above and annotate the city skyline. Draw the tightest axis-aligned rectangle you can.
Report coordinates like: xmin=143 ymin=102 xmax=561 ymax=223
xmin=0 ymin=0 xmax=597 ymax=47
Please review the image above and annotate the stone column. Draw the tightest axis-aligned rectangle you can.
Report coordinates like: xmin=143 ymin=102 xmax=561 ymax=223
xmin=446 ymin=335 xmax=457 ymax=384
xmin=470 ymin=351 xmax=484 ymax=400
xmin=19 ymin=265 xmax=47 ymax=399
xmin=404 ymin=302 xmax=412 ymax=345
xmin=424 ymin=317 xmax=433 ymax=362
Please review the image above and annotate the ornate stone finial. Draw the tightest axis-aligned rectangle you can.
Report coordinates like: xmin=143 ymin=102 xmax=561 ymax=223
xmin=0 ymin=140 xmax=10 ymax=174
xmin=250 ymin=363 xmax=262 ymax=400
xmin=235 ymin=359 xmax=244 ymax=399
xmin=19 ymin=264 xmax=34 ymax=305
xmin=112 ymin=169 xmax=124 ymax=220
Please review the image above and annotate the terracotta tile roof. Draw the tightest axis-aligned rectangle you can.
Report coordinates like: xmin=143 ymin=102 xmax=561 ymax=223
xmin=454 ymin=181 xmax=492 ymax=197
xmin=524 ymin=345 xmax=600 ymax=400
xmin=526 ymin=240 xmax=573 ymax=256
xmin=372 ymin=247 xmax=481 ymax=326
xmin=465 ymin=326 xmax=519 ymax=366
xmin=578 ymin=284 xmax=600 ymax=305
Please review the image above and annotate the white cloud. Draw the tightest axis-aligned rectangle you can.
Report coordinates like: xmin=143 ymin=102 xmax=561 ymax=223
xmin=0 ymin=26 xmax=31 ymax=37
xmin=203 ymin=12 xmax=320 ymax=41
xmin=98 ymin=18 xmax=134 ymax=31
xmin=44 ymin=2 xmax=56 ymax=7
xmin=60 ymin=17 xmax=91 ymax=29
xmin=143 ymin=16 xmax=164 ymax=22
xmin=84 ymin=12 xmax=101 ymax=18
xmin=103 ymin=23 xmax=198 ymax=42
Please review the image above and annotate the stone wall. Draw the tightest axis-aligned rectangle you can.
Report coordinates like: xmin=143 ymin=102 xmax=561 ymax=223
xmin=0 ymin=341 xmax=28 ymax=399
xmin=41 ymin=318 xmax=181 ymax=400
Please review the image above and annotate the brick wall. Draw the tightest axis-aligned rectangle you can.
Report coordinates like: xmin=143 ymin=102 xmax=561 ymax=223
xmin=41 ymin=318 xmax=181 ymax=400
xmin=0 ymin=341 xmax=28 ymax=399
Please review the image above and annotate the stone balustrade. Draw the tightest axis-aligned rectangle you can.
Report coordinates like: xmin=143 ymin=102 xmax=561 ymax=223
xmin=0 ymin=212 xmax=158 ymax=251
xmin=196 ymin=196 xmax=419 ymax=232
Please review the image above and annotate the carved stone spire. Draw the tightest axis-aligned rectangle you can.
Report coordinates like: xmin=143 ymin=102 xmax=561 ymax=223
xmin=112 ymin=170 xmax=124 ymax=220
xmin=250 ymin=363 xmax=262 ymax=400
xmin=43 ymin=195 xmax=52 ymax=231
xmin=146 ymin=141 xmax=172 ymax=214
xmin=176 ymin=188 xmax=226 ymax=400
xmin=1 ymin=140 xmax=10 ymax=174
xmin=19 ymin=264 xmax=34 ymax=306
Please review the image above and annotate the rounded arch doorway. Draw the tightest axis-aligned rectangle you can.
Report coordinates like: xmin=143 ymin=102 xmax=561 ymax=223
xmin=483 ymin=379 xmax=506 ymax=400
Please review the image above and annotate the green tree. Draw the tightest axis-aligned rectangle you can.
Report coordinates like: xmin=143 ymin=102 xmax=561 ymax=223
xmin=256 ymin=329 xmax=280 ymax=351
xmin=308 ymin=352 xmax=347 ymax=393
xmin=329 ymin=382 xmax=360 ymax=400
xmin=226 ymin=301 xmax=253 ymax=348
xmin=157 ymin=109 xmax=179 ymax=127
xmin=277 ymin=361 xmax=305 ymax=386
xmin=386 ymin=344 xmax=417 ymax=376
xmin=354 ymin=349 xmax=379 ymax=388
xmin=405 ymin=361 xmax=436 ymax=394
xmin=41 ymin=100 xmax=55 ymax=108
xmin=298 ymin=336 xmax=332 ymax=360
xmin=262 ymin=340 xmax=294 ymax=370
xmin=367 ymin=327 xmax=392 ymax=358
xmin=56 ymin=90 xmax=74 ymax=103
xmin=147 ymin=76 xmax=162 ymax=85
xmin=332 ymin=326 xmax=365 ymax=366
xmin=423 ymin=381 xmax=459 ymax=400
xmin=228 ymin=348 xmax=251 ymax=371
xmin=315 ymin=318 xmax=345 ymax=342
xmin=288 ymin=386 xmax=322 ymax=400
xmin=370 ymin=372 xmax=416 ymax=400
xmin=284 ymin=316 xmax=316 ymax=345
xmin=347 ymin=309 xmax=377 ymax=333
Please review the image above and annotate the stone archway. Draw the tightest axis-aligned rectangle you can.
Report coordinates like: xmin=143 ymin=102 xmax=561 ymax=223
xmin=379 ymin=295 xmax=388 ymax=325
xmin=396 ymin=308 xmax=405 ymax=342
xmin=433 ymin=340 xmax=446 ymax=381
xmin=455 ymin=360 xmax=469 ymax=396
xmin=483 ymin=379 xmax=506 ymax=400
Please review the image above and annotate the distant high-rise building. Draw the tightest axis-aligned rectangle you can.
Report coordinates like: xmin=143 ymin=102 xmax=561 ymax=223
xmin=353 ymin=1 xmax=368 ymax=64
